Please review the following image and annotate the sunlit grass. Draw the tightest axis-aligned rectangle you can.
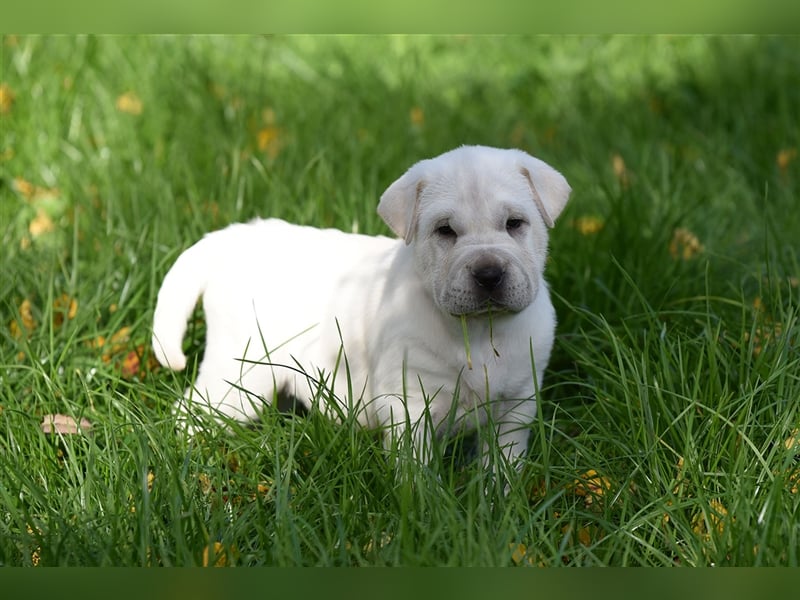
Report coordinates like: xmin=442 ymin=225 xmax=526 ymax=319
xmin=1 ymin=34 xmax=798 ymax=566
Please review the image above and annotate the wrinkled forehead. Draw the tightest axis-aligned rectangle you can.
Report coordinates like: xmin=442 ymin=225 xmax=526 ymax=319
xmin=417 ymin=160 xmax=533 ymax=223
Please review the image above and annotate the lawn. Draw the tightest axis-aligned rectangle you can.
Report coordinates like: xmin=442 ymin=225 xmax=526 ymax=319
xmin=1 ymin=35 xmax=798 ymax=566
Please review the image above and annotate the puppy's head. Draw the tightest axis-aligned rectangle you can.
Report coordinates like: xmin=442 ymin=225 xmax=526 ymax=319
xmin=378 ymin=145 xmax=571 ymax=316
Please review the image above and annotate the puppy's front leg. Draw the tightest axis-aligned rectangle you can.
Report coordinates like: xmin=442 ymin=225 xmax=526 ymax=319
xmin=379 ymin=396 xmax=439 ymax=466
xmin=482 ymin=397 xmax=536 ymax=473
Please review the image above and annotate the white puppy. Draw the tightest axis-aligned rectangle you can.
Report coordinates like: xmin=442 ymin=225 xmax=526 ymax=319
xmin=152 ymin=145 xmax=570 ymax=467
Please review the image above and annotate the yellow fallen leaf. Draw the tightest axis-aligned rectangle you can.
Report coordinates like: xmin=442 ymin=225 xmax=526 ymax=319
xmin=116 ymin=91 xmax=143 ymax=115
xmin=669 ymin=455 xmax=688 ymax=498
xmin=13 ymin=177 xmax=60 ymax=201
xmin=612 ymin=153 xmax=629 ymax=187
xmin=202 ymin=542 xmax=236 ymax=567
xmin=0 ymin=82 xmax=14 ymax=114
xmin=784 ymin=429 xmax=800 ymax=452
xmin=198 ymin=473 xmax=213 ymax=494
xmin=573 ymin=469 xmax=611 ymax=497
xmin=53 ymin=294 xmax=78 ymax=327
xmin=576 ymin=526 xmax=592 ymax=547
xmin=669 ymin=227 xmax=704 ymax=260
xmin=41 ymin=414 xmax=92 ymax=435
xmin=14 ymin=177 xmax=35 ymax=199
xmin=410 ymin=106 xmax=425 ymax=127
xmin=87 ymin=335 xmax=106 ymax=351
xmin=572 ymin=216 xmax=604 ymax=235
xmin=510 ymin=542 xmax=527 ymax=565
xmin=29 ymin=208 xmax=55 ymax=237
xmin=26 ymin=524 xmax=41 ymax=567
xmin=19 ymin=298 xmax=36 ymax=332
xmin=109 ymin=326 xmax=131 ymax=350
xmin=662 ymin=499 xmax=674 ymax=526
xmin=363 ymin=532 xmax=393 ymax=554
xmin=120 ymin=350 xmax=141 ymax=379
xmin=777 ymin=148 xmax=797 ymax=173
xmin=787 ymin=468 xmax=799 ymax=495
xmin=691 ymin=498 xmax=728 ymax=539
xmin=257 ymin=126 xmax=283 ymax=158
xmin=89 ymin=326 xmax=134 ymax=364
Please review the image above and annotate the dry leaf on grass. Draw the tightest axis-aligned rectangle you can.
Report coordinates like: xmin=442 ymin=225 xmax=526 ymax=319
xmin=410 ymin=106 xmax=425 ymax=127
xmin=29 ymin=208 xmax=55 ymax=237
xmin=571 ymin=215 xmax=604 ymax=235
xmin=691 ymin=498 xmax=729 ymax=540
xmin=13 ymin=177 xmax=60 ymax=202
xmin=0 ymin=82 xmax=15 ymax=113
xmin=509 ymin=542 xmax=528 ymax=565
xmin=120 ymin=350 xmax=141 ymax=379
xmin=572 ymin=469 xmax=612 ymax=508
xmin=362 ymin=532 xmax=393 ymax=554
xmin=41 ymin=414 xmax=92 ymax=435
xmin=116 ymin=91 xmax=143 ymax=115
xmin=612 ymin=152 xmax=629 ymax=187
xmin=669 ymin=227 xmax=704 ymax=260
xmin=52 ymin=294 xmax=78 ymax=326
xmin=787 ymin=469 xmax=800 ymax=495
xmin=777 ymin=148 xmax=796 ymax=173
xmin=256 ymin=125 xmax=283 ymax=158
xmin=508 ymin=542 xmax=545 ymax=566
xmin=10 ymin=298 xmax=37 ymax=339
xmin=785 ymin=429 xmax=800 ymax=453
xmin=10 ymin=296 xmax=78 ymax=344
xmin=26 ymin=524 xmax=42 ymax=566
xmin=202 ymin=542 xmax=237 ymax=567
xmin=88 ymin=327 xmax=159 ymax=379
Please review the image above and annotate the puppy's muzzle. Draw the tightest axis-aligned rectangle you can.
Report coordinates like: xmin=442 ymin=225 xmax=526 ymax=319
xmin=442 ymin=252 xmax=532 ymax=316
xmin=471 ymin=260 xmax=506 ymax=291
xmin=469 ymin=259 xmax=516 ymax=312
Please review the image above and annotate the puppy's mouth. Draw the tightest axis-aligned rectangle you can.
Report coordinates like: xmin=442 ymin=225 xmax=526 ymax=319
xmin=440 ymin=272 xmax=534 ymax=317
xmin=450 ymin=301 xmax=513 ymax=318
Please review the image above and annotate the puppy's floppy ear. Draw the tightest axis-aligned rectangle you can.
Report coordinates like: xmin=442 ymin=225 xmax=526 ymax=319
xmin=518 ymin=153 xmax=571 ymax=228
xmin=377 ymin=162 xmax=426 ymax=245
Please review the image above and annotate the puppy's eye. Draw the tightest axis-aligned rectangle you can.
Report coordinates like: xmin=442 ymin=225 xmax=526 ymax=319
xmin=436 ymin=224 xmax=457 ymax=238
xmin=506 ymin=218 xmax=525 ymax=232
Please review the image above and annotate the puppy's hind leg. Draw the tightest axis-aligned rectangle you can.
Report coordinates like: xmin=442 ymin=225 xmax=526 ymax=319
xmin=175 ymin=341 xmax=278 ymax=434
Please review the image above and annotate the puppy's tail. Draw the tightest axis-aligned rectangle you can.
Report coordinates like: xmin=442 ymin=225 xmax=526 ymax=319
xmin=151 ymin=239 xmax=210 ymax=371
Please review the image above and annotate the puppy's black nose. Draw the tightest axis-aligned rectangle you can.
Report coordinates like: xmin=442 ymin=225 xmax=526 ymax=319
xmin=471 ymin=263 xmax=505 ymax=290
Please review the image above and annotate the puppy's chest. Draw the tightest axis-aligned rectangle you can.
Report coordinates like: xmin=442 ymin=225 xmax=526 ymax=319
xmin=454 ymin=348 xmax=529 ymax=404
xmin=422 ymin=320 xmax=533 ymax=401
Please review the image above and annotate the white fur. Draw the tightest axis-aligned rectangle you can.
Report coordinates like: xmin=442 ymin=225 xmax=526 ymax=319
xmin=152 ymin=145 xmax=570 ymax=466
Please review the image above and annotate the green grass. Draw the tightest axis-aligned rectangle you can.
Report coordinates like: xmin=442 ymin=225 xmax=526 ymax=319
xmin=1 ymin=35 xmax=799 ymax=566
